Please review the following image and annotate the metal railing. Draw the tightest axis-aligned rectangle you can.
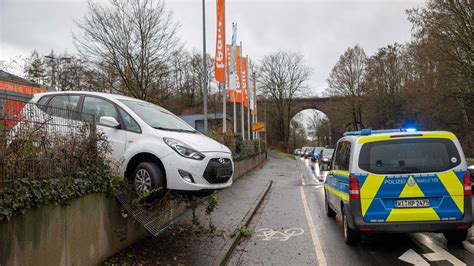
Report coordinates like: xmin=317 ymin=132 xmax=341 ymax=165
xmin=0 ymin=95 xmax=97 ymax=188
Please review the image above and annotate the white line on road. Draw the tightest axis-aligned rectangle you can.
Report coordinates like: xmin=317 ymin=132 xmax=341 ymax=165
xmin=411 ymin=233 xmax=466 ymax=266
xmin=300 ymin=180 xmax=327 ymax=265
xmin=398 ymin=249 xmax=430 ymax=266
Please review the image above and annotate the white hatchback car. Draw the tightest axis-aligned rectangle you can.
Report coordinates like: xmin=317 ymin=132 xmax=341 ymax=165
xmin=26 ymin=91 xmax=234 ymax=197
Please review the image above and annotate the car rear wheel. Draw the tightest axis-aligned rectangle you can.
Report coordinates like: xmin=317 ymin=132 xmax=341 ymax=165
xmin=133 ymin=162 xmax=166 ymax=200
xmin=443 ymin=230 xmax=468 ymax=243
xmin=342 ymin=206 xmax=360 ymax=245
xmin=324 ymin=194 xmax=336 ymax=218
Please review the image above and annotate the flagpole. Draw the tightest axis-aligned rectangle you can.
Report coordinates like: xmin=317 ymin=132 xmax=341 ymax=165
xmin=240 ymin=41 xmax=245 ymax=140
xmin=222 ymin=0 xmax=226 ymax=133
xmin=246 ymin=56 xmax=251 ymax=140
xmin=232 ymin=24 xmax=237 ymax=134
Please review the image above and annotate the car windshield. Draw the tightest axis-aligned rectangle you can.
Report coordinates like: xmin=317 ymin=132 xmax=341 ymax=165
xmin=359 ymin=138 xmax=461 ymax=174
xmin=120 ymin=99 xmax=196 ymax=133
xmin=322 ymin=149 xmax=334 ymax=156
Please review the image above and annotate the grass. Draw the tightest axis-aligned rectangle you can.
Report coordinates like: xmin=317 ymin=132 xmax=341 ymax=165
xmin=270 ymin=148 xmax=294 ymax=159
xmin=467 ymin=158 xmax=474 ymax=164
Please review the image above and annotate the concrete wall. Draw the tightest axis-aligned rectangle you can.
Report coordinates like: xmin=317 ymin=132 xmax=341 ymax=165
xmin=0 ymin=153 xmax=266 ymax=265
xmin=234 ymin=153 xmax=267 ymax=181
xmin=0 ymin=194 xmax=147 ymax=266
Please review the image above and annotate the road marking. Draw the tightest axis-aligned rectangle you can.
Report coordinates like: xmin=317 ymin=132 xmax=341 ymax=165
xmin=300 ymin=181 xmax=327 ymax=265
xmin=411 ymin=233 xmax=466 ymax=266
xmin=399 ymin=249 xmax=429 ymax=266
xmin=256 ymin=228 xmax=304 ymax=241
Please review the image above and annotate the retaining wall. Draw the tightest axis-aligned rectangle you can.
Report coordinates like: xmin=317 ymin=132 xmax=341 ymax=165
xmin=0 ymin=153 xmax=266 ymax=265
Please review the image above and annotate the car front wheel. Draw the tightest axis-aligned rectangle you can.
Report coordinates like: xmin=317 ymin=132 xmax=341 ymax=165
xmin=133 ymin=162 xmax=166 ymax=200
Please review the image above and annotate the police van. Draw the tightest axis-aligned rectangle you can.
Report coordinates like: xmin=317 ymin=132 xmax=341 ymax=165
xmin=323 ymin=129 xmax=472 ymax=245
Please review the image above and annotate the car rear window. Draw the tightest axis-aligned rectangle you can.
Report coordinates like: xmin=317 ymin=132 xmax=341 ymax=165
xmin=358 ymin=138 xmax=461 ymax=174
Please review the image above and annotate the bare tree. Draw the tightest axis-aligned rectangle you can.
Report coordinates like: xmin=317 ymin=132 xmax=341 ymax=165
xmin=326 ymin=45 xmax=366 ymax=130
xmin=258 ymin=51 xmax=311 ymax=146
xmin=74 ymin=0 xmax=182 ymax=101
xmin=364 ymin=44 xmax=408 ymax=129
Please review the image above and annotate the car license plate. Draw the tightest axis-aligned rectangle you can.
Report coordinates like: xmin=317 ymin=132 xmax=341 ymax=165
xmin=395 ymin=199 xmax=430 ymax=208
xmin=216 ymin=168 xmax=232 ymax=178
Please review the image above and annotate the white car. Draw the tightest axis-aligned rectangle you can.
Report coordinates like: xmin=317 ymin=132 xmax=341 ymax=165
xmin=24 ymin=91 xmax=234 ymax=197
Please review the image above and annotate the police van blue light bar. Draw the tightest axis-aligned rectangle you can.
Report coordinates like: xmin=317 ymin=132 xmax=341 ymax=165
xmin=343 ymin=128 xmax=416 ymax=136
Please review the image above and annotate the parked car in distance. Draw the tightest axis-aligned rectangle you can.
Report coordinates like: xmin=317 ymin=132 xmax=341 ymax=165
xmin=303 ymin=147 xmax=315 ymax=158
xmin=318 ymin=160 xmax=330 ymax=181
xmin=317 ymin=148 xmax=334 ymax=164
xmin=300 ymin=147 xmax=310 ymax=157
xmin=22 ymin=91 xmax=234 ymax=199
xmin=294 ymin=148 xmax=301 ymax=156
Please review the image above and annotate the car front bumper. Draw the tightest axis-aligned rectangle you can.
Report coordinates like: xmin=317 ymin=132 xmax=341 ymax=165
xmin=162 ymin=151 xmax=234 ymax=191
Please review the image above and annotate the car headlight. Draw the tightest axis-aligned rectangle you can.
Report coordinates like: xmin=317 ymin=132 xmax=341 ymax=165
xmin=322 ymin=158 xmax=330 ymax=162
xmin=163 ymin=138 xmax=205 ymax=160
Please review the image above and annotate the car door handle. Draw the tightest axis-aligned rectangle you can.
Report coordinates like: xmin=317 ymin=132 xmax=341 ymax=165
xmin=128 ymin=140 xmax=134 ymax=143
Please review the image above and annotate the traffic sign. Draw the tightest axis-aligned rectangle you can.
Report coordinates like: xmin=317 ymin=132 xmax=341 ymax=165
xmin=252 ymin=122 xmax=265 ymax=132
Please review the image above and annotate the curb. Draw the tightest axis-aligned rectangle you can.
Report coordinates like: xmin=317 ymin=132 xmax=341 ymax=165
xmin=212 ymin=180 xmax=273 ymax=266
xmin=463 ymin=227 xmax=474 ymax=254
xmin=462 ymin=240 xmax=474 ymax=254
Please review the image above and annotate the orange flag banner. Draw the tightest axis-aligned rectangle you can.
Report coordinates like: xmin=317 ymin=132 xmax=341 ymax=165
xmin=230 ymin=46 xmax=242 ymax=103
xmin=226 ymin=44 xmax=231 ymax=87
xmin=214 ymin=0 xmax=225 ymax=83
xmin=241 ymin=57 xmax=249 ymax=107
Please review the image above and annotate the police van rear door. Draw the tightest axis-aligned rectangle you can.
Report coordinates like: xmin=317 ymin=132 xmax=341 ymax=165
xmin=356 ymin=134 xmax=465 ymax=223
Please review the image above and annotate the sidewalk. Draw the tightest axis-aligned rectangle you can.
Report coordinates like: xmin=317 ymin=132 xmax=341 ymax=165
xmin=106 ymin=157 xmax=276 ymax=265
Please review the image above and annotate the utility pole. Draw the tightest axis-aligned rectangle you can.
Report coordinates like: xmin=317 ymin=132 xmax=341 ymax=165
xmin=45 ymin=51 xmax=71 ymax=91
xmin=202 ymin=0 xmax=208 ymax=135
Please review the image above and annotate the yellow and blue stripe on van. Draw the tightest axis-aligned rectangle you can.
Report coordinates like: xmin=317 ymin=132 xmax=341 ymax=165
xmin=355 ymin=170 xmax=466 ymax=223
xmin=325 ymin=170 xmax=350 ymax=202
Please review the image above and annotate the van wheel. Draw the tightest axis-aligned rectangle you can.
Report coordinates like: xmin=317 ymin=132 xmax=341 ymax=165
xmin=443 ymin=230 xmax=468 ymax=243
xmin=342 ymin=206 xmax=360 ymax=245
xmin=325 ymin=194 xmax=336 ymax=218
xmin=133 ymin=162 xmax=165 ymax=200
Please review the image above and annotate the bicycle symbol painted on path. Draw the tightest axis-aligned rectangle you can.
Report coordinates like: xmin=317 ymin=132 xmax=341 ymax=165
xmin=256 ymin=228 xmax=304 ymax=241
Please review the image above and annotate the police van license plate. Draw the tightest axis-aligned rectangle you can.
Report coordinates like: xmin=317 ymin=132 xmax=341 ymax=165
xmin=396 ymin=199 xmax=430 ymax=208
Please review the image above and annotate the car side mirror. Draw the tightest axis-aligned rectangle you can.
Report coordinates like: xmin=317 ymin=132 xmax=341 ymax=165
xmin=320 ymin=162 xmax=331 ymax=171
xmin=99 ymin=116 xmax=120 ymax=128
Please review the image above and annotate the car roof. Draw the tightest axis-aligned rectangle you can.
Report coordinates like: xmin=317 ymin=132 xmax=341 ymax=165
xmin=34 ymin=91 xmax=144 ymax=102
xmin=340 ymin=130 xmax=456 ymax=144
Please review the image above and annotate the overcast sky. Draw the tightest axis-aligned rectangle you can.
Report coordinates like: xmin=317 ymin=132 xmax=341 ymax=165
xmin=0 ymin=0 xmax=424 ymax=96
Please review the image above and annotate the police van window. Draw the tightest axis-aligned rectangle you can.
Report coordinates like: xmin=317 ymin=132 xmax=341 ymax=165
xmin=333 ymin=142 xmax=350 ymax=171
xmin=359 ymin=138 xmax=460 ymax=174
xmin=118 ymin=107 xmax=141 ymax=133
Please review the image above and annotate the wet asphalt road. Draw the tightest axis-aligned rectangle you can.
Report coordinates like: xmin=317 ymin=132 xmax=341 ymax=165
xmin=228 ymin=152 xmax=474 ymax=265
